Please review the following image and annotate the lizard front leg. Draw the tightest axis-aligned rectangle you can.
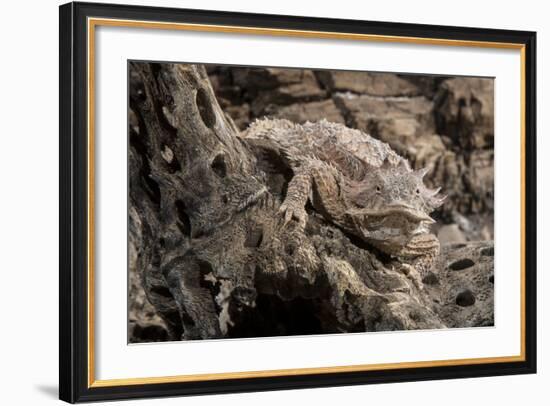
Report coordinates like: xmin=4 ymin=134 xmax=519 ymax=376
xmin=280 ymin=165 xmax=312 ymax=229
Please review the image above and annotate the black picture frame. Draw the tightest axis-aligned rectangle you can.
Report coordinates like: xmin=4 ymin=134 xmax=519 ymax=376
xmin=59 ymin=1 xmax=537 ymax=403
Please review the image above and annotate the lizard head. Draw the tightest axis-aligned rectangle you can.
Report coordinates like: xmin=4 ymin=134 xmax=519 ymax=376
xmin=345 ymin=160 xmax=445 ymax=242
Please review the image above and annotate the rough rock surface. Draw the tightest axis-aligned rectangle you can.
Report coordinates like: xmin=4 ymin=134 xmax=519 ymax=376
xmin=435 ymin=77 xmax=495 ymax=150
xmin=128 ymin=63 xmax=494 ymax=342
xmin=316 ymin=71 xmax=423 ymax=96
xmin=427 ymin=241 xmax=494 ymax=328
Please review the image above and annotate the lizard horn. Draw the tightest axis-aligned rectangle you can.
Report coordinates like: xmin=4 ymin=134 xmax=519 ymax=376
xmin=431 ymin=194 xmax=447 ymax=208
xmin=428 ymin=187 xmax=441 ymax=196
xmin=416 ymin=166 xmax=430 ymax=179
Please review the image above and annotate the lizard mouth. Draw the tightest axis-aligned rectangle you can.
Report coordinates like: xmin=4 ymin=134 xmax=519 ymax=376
xmin=347 ymin=203 xmax=434 ymax=241
xmin=351 ymin=203 xmax=435 ymax=224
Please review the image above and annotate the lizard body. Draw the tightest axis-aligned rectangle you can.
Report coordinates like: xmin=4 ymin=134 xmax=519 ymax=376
xmin=243 ymin=118 xmax=446 ymax=278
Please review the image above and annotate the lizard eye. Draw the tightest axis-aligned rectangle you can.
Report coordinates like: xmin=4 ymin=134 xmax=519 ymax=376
xmin=376 ymin=185 xmax=381 ymax=193
xmin=416 ymin=188 xmax=420 ymax=194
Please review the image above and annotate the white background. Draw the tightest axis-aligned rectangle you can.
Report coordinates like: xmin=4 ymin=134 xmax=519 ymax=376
xmin=0 ymin=0 xmax=547 ymax=404
xmin=95 ymin=24 xmax=521 ymax=380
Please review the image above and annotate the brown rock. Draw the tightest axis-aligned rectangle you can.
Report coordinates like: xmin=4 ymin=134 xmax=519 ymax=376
xmin=403 ymin=133 xmax=446 ymax=167
xmin=334 ymin=93 xmax=434 ymax=146
xmin=225 ymin=103 xmax=251 ymax=130
xmin=397 ymin=74 xmax=449 ymax=98
xmin=425 ymin=150 xmax=466 ymax=214
xmin=316 ymin=70 xmax=421 ymax=96
xmin=232 ymin=67 xmax=309 ymax=89
xmin=464 ymin=149 xmax=494 ymax=212
xmin=250 ymin=70 xmax=326 ymax=115
xmin=435 ymin=77 xmax=494 ymax=149
xmin=437 ymin=224 xmax=467 ymax=245
xmin=212 ymin=85 xmax=243 ymax=106
xmin=268 ymin=99 xmax=345 ymax=124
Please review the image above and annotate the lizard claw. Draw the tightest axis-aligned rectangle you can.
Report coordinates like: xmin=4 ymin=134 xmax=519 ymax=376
xmin=279 ymin=202 xmax=308 ymax=229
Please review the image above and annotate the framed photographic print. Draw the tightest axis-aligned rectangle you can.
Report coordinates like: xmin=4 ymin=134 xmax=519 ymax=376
xmin=59 ymin=1 xmax=537 ymax=403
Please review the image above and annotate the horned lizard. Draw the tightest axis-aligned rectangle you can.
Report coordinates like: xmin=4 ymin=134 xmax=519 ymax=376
xmin=242 ymin=118 xmax=446 ymax=281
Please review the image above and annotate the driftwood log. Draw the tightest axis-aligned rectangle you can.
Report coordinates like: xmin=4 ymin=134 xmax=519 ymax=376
xmin=129 ymin=62 xmax=494 ymax=341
